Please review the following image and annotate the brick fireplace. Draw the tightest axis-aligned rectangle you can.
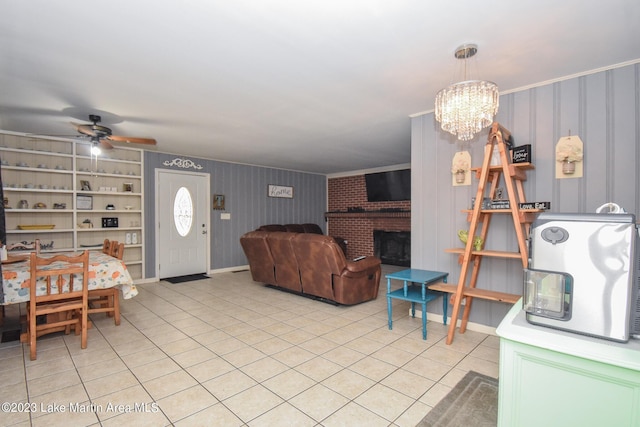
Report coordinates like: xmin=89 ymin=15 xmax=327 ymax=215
xmin=374 ymin=230 xmax=411 ymax=266
xmin=327 ymin=174 xmax=410 ymax=262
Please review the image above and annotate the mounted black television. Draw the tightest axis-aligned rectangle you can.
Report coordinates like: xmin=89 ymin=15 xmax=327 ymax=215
xmin=365 ymin=169 xmax=411 ymax=202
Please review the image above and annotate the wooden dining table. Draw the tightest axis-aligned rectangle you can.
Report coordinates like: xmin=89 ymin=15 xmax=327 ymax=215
xmin=0 ymin=251 xmax=138 ymax=305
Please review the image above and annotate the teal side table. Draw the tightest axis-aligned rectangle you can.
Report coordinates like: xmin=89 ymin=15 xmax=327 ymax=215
xmin=386 ymin=269 xmax=448 ymax=340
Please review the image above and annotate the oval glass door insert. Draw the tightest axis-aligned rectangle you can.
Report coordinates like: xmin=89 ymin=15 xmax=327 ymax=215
xmin=173 ymin=186 xmax=193 ymax=237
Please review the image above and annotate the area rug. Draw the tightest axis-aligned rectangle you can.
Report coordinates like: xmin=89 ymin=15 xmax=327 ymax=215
xmin=163 ymin=273 xmax=210 ymax=284
xmin=417 ymin=370 xmax=498 ymax=427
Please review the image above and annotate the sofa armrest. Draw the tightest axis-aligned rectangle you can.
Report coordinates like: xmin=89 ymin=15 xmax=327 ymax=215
xmin=344 ymin=256 xmax=380 ymax=272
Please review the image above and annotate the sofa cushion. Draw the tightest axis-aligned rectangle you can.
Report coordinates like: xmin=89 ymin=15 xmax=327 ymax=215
xmin=255 ymin=223 xmax=346 ymax=256
xmin=291 ymin=233 xmax=344 ymax=301
xmin=257 ymin=224 xmax=287 ymax=232
xmin=266 ymin=232 xmax=302 ymax=292
xmin=284 ymin=224 xmax=305 ymax=233
xmin=301 ymin=223 xmax=323 ymax=234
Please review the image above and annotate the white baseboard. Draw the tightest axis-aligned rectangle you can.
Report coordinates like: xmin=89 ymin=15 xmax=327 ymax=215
xmin=133 ymin=277 xmax=159 ymax=285
xmin=409 ymin=308 xmax=497 ymax=336
xmin=209 ymin=265 xmax=250 ymax=274
xmin=134 ymin=265 xmax=250 ymax=285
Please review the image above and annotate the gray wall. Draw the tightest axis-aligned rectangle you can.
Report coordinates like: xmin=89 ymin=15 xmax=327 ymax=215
xmin=144 ymin=152 xmax=326 ymax=277
xmin=411 ymin=62 xmax=640 ymax=327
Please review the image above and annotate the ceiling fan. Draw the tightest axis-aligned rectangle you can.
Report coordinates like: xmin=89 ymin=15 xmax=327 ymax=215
xmin=71 ymin=114 xmax=157 ymax=150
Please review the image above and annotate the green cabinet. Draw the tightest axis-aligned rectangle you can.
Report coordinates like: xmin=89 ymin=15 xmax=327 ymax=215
xmin=497 ymin=301 xmax=640 ymax=427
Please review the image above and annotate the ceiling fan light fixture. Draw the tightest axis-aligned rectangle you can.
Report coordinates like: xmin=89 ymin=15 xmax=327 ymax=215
xmin=435 ymin=44 xmax=499 ymax=141
xmin=90 ymin=140 xmax=101 ymax=156
xmin=88 ymin=115 xmax=112 ymax=138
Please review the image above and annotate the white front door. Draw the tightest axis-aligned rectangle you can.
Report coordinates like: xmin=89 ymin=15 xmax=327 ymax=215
xmin=156 ymin=169 xmax=209 ymax=278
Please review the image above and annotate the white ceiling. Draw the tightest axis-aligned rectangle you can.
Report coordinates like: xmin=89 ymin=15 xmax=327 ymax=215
xmin=1 ymin=1 xmax=639 ymax=174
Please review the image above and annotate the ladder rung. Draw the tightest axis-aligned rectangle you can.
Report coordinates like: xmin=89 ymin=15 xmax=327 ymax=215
xmin=462 ymin=209 xmax=541 ymax=224
xmin=444 ymin=248 xmax=523 ymax=259
xmin=428 ymin=283 xmax=521 ymax=304
xmin=470 ymin=162 xmax=534 ymax=173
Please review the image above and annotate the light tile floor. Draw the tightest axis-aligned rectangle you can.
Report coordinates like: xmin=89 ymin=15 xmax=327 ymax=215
xmin=0 ymin=266 xmax=499 ymax=426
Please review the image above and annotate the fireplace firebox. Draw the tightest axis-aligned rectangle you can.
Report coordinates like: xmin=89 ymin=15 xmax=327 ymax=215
xmin=373 ymin=230 xmax=410 ymax=266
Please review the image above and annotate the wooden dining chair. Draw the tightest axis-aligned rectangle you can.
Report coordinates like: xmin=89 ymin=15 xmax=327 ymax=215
xmin=88 ymin=241 xmax=124 ymax=325
xmin=112 ymin=242 xmax=124 ymax=259
xmin=102 ymin=239 xmax=114 ymax=255
xmin=27 ymin=250 xmax=90 ymax=361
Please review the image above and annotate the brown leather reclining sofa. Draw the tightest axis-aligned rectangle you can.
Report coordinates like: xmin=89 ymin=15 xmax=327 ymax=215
xmin=240 ymin=229 xmax=380 ymax=305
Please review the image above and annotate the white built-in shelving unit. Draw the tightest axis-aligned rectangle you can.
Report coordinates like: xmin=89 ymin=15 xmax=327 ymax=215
xmin=0 ymin=131 xmax=145 ymax=280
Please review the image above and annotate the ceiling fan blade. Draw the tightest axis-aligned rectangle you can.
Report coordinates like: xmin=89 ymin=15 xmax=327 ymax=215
xmin=71 ymin=122 xmax=95 ymax=137
xmin=99 ymin=139 xmax=114 ymax=150
xmin=107 ymin=135 xmax=157 ymax=145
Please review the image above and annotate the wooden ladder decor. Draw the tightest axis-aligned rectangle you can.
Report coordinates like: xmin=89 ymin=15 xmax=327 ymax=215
xmin=430 ymin=122 xmax=540 ymax=345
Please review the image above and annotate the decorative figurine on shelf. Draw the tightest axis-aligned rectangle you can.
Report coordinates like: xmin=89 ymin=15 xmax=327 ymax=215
xmin=79 ymin=219 xmax=93 ymax=229
xmin=6 ymin=240 xmax=53 ymax=251
xmin=39 ymin=241 xmax=54 ymax=251
xmin=489 ymin=187 xmax=510 ymax=209
xmin=458 ymin=230 xmax=484 ymax=251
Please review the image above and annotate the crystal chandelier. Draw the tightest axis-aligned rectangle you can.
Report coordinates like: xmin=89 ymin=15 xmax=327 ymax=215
xmin=435 ymin=44 xmax=499 ymax=141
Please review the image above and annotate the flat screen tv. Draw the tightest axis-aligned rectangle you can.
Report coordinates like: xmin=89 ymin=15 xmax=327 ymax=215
xmin=365 ymin=169 xmax=410 ymax=202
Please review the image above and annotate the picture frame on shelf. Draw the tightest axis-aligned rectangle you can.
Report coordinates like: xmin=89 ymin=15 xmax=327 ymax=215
xmin=123 ymin=183 xmax=133 ymax=192
xmin=80 ymin=180 xmax=92 ymax=191
xmin=76 ymin=195 xmax=93 ymax=210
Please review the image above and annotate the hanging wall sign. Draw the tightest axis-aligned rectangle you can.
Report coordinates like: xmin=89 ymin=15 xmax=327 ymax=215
xmin=268 ymin=185 xmax=293 ymax=198
xmin=451 ymin=151 xmax=471 ymax=186
xmin=555 ymin=135 xmax=583 ymax=179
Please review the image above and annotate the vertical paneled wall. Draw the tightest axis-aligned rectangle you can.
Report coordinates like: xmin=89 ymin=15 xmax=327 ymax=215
xmin=411 ymin=62 xmax=640 ymax=328
xmin=144 ymin=152 xmax=326 ymax=276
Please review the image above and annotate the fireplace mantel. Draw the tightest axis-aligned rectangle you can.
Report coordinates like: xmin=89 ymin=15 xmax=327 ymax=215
xmin=324 ymin=210 xmax=410 ymax=219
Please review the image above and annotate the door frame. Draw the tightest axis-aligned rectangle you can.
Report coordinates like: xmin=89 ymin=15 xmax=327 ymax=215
xmin=154 ymin=168 xmax=211 ymax=279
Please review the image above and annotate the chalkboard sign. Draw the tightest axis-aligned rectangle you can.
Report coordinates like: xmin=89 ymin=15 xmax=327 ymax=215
xmin=512 ymin=144 xmax=531 ymax=163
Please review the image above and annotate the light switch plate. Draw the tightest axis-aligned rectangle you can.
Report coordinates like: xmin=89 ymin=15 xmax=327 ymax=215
xmin=220 ymin=213 xmax=231 ymax=220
